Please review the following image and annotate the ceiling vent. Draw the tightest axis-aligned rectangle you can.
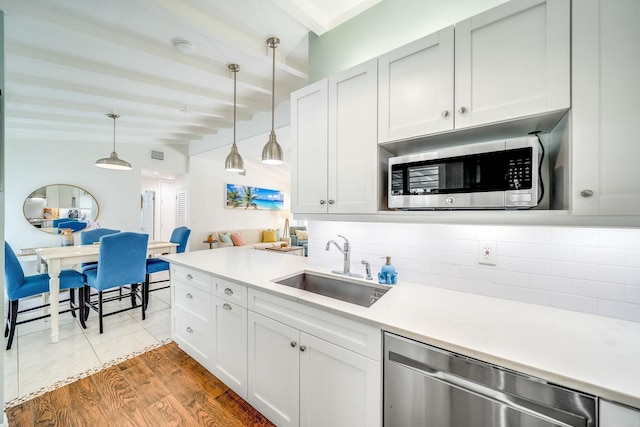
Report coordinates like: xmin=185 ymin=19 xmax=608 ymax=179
xmin=150 ymin=150 xmax=164 ymax=161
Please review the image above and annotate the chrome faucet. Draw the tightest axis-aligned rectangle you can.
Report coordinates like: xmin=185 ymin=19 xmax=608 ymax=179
xmin=325 ymin=235 xmax=362 ymax=278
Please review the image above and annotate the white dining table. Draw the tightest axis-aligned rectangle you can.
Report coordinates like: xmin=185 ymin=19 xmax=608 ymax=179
xmin=36 ymin=240 xmax=178 ymax=343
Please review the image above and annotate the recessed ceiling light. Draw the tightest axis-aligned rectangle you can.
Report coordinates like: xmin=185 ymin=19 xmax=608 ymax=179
xmin=174 ymin=40 xmax=195 ymax=54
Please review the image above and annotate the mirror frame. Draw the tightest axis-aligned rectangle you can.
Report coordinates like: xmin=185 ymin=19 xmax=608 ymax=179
xmin=23 ymin=184 xmax=100 ymax=234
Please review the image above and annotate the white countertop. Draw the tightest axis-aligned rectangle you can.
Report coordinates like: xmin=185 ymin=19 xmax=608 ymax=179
xmin=163 ymin=247 xmax=640 ymax=408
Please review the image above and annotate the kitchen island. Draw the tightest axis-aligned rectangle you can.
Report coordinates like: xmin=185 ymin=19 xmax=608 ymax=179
xmin=162 ymin=247 xmax=640 ymax=415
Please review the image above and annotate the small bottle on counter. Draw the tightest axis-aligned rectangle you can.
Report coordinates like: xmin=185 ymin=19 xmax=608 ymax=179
xmin=378 ymin=256 xmax=397 ymax=285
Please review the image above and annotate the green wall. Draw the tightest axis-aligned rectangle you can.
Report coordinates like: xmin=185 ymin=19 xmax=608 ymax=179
xmin=309 ymin=0 xmax=508 ymax=82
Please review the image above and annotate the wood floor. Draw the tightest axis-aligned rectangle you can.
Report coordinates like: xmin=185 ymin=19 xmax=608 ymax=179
xmin=6 ymin=341 xmax=275 ymax=427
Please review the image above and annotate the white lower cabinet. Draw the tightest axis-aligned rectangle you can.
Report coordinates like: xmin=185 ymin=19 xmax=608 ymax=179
xmin=248 ymin=289 xmax=382 ymax=427
xmin=600 ymin=400 xmax=640 ymax=426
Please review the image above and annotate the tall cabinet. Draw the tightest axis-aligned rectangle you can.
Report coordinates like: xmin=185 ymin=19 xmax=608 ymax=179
xmin=571 ymin=0 xmax=640 ymax=215
xmin=291 ymin=59 xmax=379 ymax=214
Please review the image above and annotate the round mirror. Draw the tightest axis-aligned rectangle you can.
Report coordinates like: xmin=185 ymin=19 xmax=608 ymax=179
xmin=23 ymin=184 xmax=99 ymax=234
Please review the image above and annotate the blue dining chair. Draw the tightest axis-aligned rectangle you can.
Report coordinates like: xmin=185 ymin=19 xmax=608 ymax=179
xmin=83 ymin=232 xmax=149 ymax=334
xmin=4 ymin=242 xmax=86 ymax=350
xmin=57 ymin=220 xmax=88 ymax=233
xmin=144 ymin=227 xmax=191 ymax=309
xmin=79 ymin=228 xmax=120 ymax=273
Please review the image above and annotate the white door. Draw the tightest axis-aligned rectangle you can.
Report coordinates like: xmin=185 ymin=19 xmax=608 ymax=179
xmin=299 ymin=333 xmax=381 ymax=427
xmin=378 ymin=26 xmax=454 ymax=142
xmin=140 ymin=190 xmax=154 ymax=238
xmin=454 ymin=0 xmax=570 ymax=129
xmin=248 ymin=311 xmax=299 ymax=427
xmin=159 ymin=180 xmax=175 ymax=241
xmin=211 ymin=297 xmax=248 ymax=399
xmin=328 ymin=58 xmax=378 ymax=214
xmin=291 ymin=79 xmax=329 ymax=214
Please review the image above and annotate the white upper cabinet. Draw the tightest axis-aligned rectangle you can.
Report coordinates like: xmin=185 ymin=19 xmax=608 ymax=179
xmin=571 ymin=0 xmax=640 ymax=216
xmin=378 ymin=26 xmax=454 ymax=143
xmin=378 ymin=0 xmax=570 ymax=144
xmin=291 ymin=80 xmax=329 ymax=214
xmin=291 ymin=59 xmax=379 ymax=214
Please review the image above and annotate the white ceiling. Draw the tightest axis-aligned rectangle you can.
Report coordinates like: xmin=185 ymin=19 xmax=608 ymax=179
xmin=0 ymin=0 xmax=380 ymax=154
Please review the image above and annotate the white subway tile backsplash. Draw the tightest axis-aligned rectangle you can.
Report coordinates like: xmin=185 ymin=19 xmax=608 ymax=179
xmin=308 ymin=221 xmax=640 ymax=323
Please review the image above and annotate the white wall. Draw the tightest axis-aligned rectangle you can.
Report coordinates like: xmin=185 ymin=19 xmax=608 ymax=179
xmin=188 ymin=130 xmax=291 ymax=251
xmin=309 ymin=221 xmax=640 ymax=323
xmin=5 ymin=140 xmax=188 ymax=251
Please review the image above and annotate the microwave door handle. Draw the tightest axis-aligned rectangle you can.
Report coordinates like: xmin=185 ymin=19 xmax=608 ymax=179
xmin=388 ymin=352 xmax=582 ymax=427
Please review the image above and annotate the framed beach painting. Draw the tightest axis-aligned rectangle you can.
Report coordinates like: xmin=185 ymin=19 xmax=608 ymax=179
xmin=225 ymin=183 xmax=284 ymax=211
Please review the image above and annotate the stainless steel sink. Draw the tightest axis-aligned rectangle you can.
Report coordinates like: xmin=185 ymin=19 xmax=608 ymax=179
xmin=276 ymin=272 xmax=389 ymax=307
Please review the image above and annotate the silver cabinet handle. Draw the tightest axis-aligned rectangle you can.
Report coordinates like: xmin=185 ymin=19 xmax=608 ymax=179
xmin=224 ymin=288 xmax=233 ymax=295
xmin=186 ymin=327 xmax=193 ymax=333
xmin=300 ymin=345 xmax=306 ymax=352
xmin=446 ymin=196 xmax=455 ymax=205
xmin=442 ymin=110 xmax=449 ymax=118
xmin=186 ymin=274 xmax=193 ymax=280
xmin=291 ymin=341 xmax=297 ymax=348
xmin=186 ymin=293 xmax=193 ymax=299
xmin=580 ymin=189 xmax=594 ymax=198
xmin=457 ymin=106 xmax=467 ymax=114
xmin=328 ymin=200 xmax=334 ymax=204
xmin=223 ymin=303 xmax=232 ymax=310
xmin=320 ymin=200 xmax=326 ymax=205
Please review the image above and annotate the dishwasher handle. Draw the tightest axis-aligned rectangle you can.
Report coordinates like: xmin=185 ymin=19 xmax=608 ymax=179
xmin=388 ymin=351 xmax=586 ymax=427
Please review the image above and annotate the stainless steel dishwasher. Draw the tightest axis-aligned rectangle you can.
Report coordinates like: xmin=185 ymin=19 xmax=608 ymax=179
xmin=384 ymin=332 xmax=597 ymax=427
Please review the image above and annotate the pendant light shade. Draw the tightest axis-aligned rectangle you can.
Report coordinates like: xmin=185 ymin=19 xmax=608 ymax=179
xmin=261 ymin=37 xmax=283 ymax=165
xmin=225 ymin=63 xmax=245 ymax=173
xmin=95 ymin=113 xmax=132 ymax=170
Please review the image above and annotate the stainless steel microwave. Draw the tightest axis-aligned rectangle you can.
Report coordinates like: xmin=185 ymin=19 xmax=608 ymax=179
xmin=388 ymin=136 xmax=541 ymax=210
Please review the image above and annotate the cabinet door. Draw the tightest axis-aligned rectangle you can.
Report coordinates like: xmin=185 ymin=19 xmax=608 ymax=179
xmin=454 ymin=0 xmax=570 ymax=129
xmin=328 ymin=58 xmax=378 ymax=214
xmin=211 ymin=297 xmax=247 ymax=399
xmin=299 ymin=333 xmax=381 ymax=427
xmin=571 ymin=0 xmax=640 ymax=215
xmin=378 ymin=26 xmax=454 ymax=143
xmin=600 ymin=400 xmax=640 ymax=426
xmin=248 ymin=312 xmax=300 ymax=427
xmin=291 ymin=79 xmax=329 ymax=214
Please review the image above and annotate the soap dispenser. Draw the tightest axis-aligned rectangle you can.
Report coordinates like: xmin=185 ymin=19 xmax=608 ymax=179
xmin=378 ymin=256 xmax=397 ymax=285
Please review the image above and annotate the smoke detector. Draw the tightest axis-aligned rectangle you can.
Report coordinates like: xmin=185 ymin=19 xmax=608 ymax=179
xmin=174 ymin=40 xmax=195 ymax=54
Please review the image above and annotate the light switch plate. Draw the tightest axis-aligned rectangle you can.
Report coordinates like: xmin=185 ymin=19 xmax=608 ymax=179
xmin=478 ymin=241 xmax=497 ymax=265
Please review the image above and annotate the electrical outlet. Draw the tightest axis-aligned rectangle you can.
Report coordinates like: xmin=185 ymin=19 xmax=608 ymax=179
xmin=478 ymin=241 xmax=497 ymax=265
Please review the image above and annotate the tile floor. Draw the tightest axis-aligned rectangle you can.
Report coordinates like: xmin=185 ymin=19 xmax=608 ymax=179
xmin=3 ymin=272 xmax=171 ymax=402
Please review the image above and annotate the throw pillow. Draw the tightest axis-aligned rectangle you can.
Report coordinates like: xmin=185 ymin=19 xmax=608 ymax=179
xmin=220 ymin=233 xmax=232 ymax=244
xmin=230 ymin=232 xmax=245 ymax=246
xmin=295 ymin=229 xmax=308 ymax=240
xmin=262 ymin=229 xmax=277 ymax=243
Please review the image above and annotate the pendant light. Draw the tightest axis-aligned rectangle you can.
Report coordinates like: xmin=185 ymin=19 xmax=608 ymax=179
xmin=95 ymin=113 xmax=132 ymax=170
xmin=225 ymin=63 xmax=245 ymax=173
xmin=261 ymin=37 xmax=283 ymax=165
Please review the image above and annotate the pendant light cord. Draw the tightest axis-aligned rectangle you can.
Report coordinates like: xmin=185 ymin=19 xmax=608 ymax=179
xmin=233 ymin=65 xmax=237 ymax=146
xmin=271 ymin=41 xmax=275 ymax=132
xmin=112 ymin=116 xmax=116 ymax=152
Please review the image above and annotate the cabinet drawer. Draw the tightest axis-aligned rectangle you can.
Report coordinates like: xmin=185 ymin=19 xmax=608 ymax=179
xmin=173 ymin=308 xmax=211 ymax=368
xmin=171 ymin=265 xmax=212 ymax=293
xmin=173 ymin=281 xmax=211 ymax=322
xmin=212 ymin=276 xmax=247 ymax=307
xmin=249 ymin=289 xmax=381 ymax=360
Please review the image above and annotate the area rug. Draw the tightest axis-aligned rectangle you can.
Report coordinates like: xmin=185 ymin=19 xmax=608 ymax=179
xmin=4 ymin=338 xmax=173 ymax=409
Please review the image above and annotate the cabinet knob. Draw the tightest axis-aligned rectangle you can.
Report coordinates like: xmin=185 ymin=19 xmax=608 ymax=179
xmin=457 ymin=106 xmax=467 ymax=114
xmin=320 ymin=200 xmax=326 ymax=205
xmin=224 ymin=288 xmax=234 ymax=295
xmin=186 ymin=293 xmax=193 ymax=299
xmin=186 ymin=326 xmax=193 ymax=333
xmin=290 ymin=341 xmax=297 ymax=348
xmin=446 ymin=196 xmax=455 ymax=205
xmin=186 ymin=274 xmax=193 ymax=280
xmin=300 ymin=345 xmax=306 ymax=352
xmin=223 ymin=303 xmax=232 ymax=310
xmin=580 ymin=189 xmax=594 ymax=198
xmin=442 ymin=110 xmax=449 ymax=118
xmin=328 ymin=199 xmax=334 ymax=205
